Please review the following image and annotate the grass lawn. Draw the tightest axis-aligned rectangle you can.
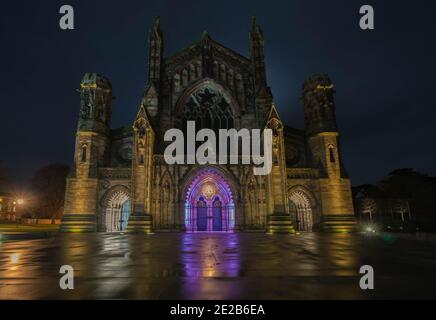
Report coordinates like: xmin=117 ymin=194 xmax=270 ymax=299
xmin=0 ymin=224 xmax=60 ymax=233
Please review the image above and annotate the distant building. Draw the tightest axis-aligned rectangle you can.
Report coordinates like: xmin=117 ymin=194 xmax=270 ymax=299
xmin=61 ymin=18 xmax=356 ymax=233
xmin=0 ymin=192 xmax=17 ymax=221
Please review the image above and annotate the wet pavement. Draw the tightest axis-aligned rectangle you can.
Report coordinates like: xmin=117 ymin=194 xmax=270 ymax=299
xmin=0 ymin=232 xmax=436 ymax=299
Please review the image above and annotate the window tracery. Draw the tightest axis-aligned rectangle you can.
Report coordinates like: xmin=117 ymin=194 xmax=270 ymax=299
xmin=182 ymin=87 xmax=234 ymax=132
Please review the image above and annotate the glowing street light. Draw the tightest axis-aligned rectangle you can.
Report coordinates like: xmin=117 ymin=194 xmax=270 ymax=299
xmin=16 ymin=199 xmax=24 ymax=205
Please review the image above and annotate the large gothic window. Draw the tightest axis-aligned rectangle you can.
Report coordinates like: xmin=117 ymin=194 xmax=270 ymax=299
xmin=182 ymin=88 xmax=234 ymax=133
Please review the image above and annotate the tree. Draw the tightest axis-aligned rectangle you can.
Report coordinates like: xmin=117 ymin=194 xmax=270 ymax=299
xmin=353 ymin=169 xmax=436 ymax=231
xmin=30 ymin=164 xmax=70 ymax=219
xmin=378 ymin=168 xmax=436 ymax=230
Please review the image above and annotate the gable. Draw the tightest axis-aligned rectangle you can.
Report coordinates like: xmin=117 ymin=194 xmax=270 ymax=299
xmin=164 ymin=37 xmax=251 ymax=75
xmin=161 ymin=37 xmax=255 ymax=115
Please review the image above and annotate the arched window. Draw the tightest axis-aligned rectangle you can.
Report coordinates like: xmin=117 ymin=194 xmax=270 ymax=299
xmin=328 ymin=144 xmax=336 ymax=163
xmin=197 ymin=196 xmax=206 ymax=205
xmin=81 ymin=145 xmax=87 ymax=162
xmin=173 ymin=74 xmax=181 ymax=92
xmin=182 ymin=69 xmax=188 ymax=87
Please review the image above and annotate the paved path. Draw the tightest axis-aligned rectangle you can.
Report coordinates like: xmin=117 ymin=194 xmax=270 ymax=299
xmin=0 ymin=233 xmax=435 ymax=299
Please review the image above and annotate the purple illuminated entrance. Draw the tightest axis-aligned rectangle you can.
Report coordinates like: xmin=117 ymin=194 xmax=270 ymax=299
xmin=184 ymin=169 xmax=235 ymax=232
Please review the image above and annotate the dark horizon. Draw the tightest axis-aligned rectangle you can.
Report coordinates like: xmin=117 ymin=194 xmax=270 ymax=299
xmin=1 ymin=0 xmax=436 ymax=186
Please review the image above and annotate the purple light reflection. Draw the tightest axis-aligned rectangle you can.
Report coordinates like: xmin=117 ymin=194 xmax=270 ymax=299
xmin=179 ymin=233 xmax=242 ymax=299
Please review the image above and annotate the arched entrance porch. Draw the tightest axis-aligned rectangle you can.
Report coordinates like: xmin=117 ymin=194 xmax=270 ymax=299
xmin=183 ymin=168 xmax=236 ymax=232
xmin=288 ymin=187 xmax=317 ymax=232
xmin=100 ymin=186 xmax=132 ymax=232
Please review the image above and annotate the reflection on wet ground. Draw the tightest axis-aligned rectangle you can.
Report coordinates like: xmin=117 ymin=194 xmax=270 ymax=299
xmin=0 ymin=233 xmax=436 ymax=299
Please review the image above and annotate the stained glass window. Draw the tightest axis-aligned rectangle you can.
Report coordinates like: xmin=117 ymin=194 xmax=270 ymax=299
xmin=182 ymin=87 xmax=234 ymax=133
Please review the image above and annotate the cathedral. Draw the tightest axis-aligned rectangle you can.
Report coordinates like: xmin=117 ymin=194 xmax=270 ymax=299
xmin=61 ymin=18 xmax=356 ymax=233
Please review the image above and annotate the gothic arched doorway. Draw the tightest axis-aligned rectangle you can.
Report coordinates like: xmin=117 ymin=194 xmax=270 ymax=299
xmin=183 ymin=169 xmax=235 ymax=232
xmin=288 ymin=189 xmax=315 ymax=232
xmin=101 ymin=187 xmax=131 ymax=232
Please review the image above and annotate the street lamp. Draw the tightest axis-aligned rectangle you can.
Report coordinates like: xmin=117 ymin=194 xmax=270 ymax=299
xmin=14 ymin=198 xmax=25 ymax=224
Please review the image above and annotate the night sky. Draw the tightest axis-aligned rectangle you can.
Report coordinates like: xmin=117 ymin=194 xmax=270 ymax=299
xmin=1 ymin=0 xmax=435 ymax=186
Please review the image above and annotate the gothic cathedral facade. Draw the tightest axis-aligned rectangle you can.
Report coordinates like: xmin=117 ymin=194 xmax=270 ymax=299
xmin=61 ymin=19 xmax=355 ymax=233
